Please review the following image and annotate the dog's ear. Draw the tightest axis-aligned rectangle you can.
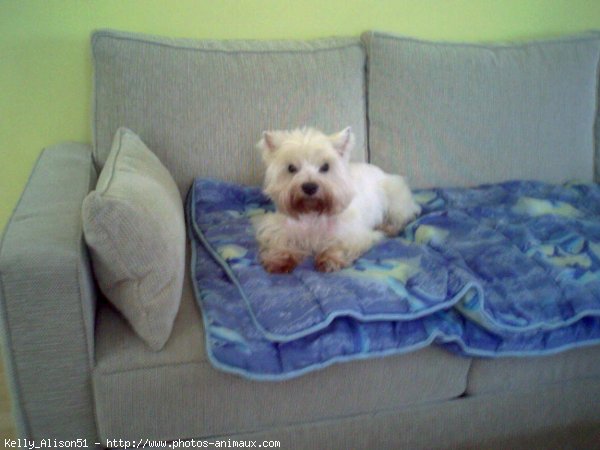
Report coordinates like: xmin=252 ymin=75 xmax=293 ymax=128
xmin=258 ymin=131 xmax=281 ymax=153
xmin=329 ymin=127 xmax=355 ymax=160
xmin=257 ymin=131 xmax=283 ymax=164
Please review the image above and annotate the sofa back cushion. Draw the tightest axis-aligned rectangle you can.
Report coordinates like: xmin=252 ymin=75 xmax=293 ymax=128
xmin=92 ymin=30 xmax=367 ymax=194
xmin=363 ymin=31 xmax=600 ymax=188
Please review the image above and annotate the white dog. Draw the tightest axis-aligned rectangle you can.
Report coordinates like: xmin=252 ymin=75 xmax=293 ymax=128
xmin=254 ymin=126 xmax=421 ymax=273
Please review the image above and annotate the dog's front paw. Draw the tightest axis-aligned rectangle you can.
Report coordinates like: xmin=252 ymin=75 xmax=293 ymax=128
xmin=315 ymin=248 xmax=350 ymax=273
xmin=261 ymin=250 xmax=301 ymax=274
xmin=379 ymin=202 xmax=422 ymax=237
xmin=378 ymin=221 xmax=403 ymax=237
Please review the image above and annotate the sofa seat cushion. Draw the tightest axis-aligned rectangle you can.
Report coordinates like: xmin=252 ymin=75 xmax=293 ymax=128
xmin=467 ymin=345 xmax=600 ymax=395
xmin=93 ymin=245 xmax=471 ymax=441
xmin=363 ymin=31 xmax=600 ymax=188
xmin=92 ymin=29 xmax=368 ymax=195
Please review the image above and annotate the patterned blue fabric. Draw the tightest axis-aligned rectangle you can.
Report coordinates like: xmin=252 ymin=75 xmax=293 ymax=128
xmin=187 ymin=178 xmax=600 ymax=380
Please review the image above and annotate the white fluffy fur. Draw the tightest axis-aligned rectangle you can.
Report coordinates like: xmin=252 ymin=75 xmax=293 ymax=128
xmin=254 ymin=127 xmax=421 ymax=273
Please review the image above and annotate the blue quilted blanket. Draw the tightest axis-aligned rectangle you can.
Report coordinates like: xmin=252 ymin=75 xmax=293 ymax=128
xmin=187 ymin=178 xmax=600 ymax=380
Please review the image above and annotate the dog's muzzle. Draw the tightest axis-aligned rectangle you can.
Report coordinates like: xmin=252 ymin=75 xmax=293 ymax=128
xmin=288 ymin=183 xmax=333 ymax=217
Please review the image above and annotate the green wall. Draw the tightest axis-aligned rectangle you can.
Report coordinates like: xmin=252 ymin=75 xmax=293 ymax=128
xmin=2 ymin=0 xmax=600 ymax=231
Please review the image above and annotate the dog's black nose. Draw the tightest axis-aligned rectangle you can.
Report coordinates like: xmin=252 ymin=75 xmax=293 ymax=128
xmin=301 ymin=182 xmax=319 ymax=196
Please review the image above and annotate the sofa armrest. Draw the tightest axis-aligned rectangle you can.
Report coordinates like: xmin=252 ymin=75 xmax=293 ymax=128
xmin=0 ymin=143 xmax=99 ymax=440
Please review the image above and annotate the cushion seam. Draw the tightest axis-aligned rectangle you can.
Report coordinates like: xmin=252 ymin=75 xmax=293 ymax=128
xmin=92 ymin=31 xmax=363 ymax=55
xmin=369 ymin=30 xmax=600 ymax=49
xmin=96 ymin=128 xmax=126 ymax=196
xmin=94 ymin=358 xmax=211 ymax=375
xmin=75 ymin=149 xmax=97 ymax=365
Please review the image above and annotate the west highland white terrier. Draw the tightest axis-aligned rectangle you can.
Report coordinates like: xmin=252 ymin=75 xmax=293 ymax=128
xmin=254 ymin=126 xmax=421 ymax=273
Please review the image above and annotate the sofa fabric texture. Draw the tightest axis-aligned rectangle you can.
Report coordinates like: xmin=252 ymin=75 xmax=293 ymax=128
xmin=466 ymin=345 xmax=600 ymax=395
xmin=158 ymin=379 xmax=600 ymax=450
xmin=92 ymin=29 xmax=368 ymax=194
xmin=0 ymin=143 xmax=98 ymax=440
xmin=363 ymin=31 xmax=600 ymax=189
xmin=82 ymin=128 xmax=185 ymax=351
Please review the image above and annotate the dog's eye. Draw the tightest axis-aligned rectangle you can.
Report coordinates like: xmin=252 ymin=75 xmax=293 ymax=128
xmin=319 ymin=163 xmax=329 ymax=173
xmin=288 ymin=164 xmax=298 ymax=174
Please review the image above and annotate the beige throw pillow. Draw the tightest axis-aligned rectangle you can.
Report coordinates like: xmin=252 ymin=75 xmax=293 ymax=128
xmin=82 ymin=127 xmax=185 ymax=351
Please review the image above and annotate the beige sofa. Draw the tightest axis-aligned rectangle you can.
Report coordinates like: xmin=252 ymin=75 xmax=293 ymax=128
xmin=1 ymin=29 xmax=600 ymax=448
